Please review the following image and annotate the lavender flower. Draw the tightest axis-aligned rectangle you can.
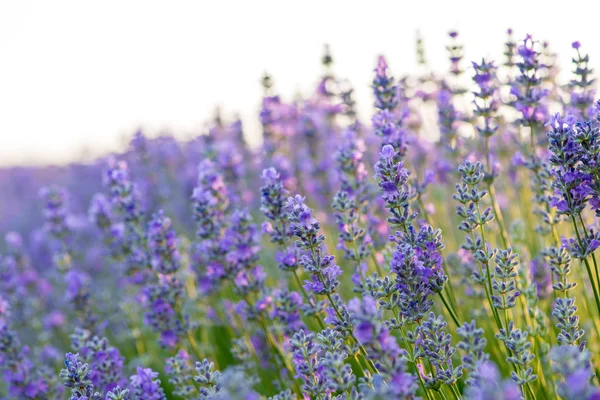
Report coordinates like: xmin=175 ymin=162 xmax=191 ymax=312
xmin=269 ymin=389 xmax=295 ymax=400
xmin=193 ymin=358 xmax=222 ymax=397
xmin=389 ymin=230 xmax=444 ymax=325
xmin=472 ymin=59 xmax=500 ymax=138
xmin=414 ymin=312 xmax=463 ymax=389
xmin=546 ymin=114 xmax=591 ymax=217
xmin=464 ymin=361 xmax=521 ymax=400
xmin=103 ymin=158 xmax=143 ymax=225
xmin=270 ymin=289 xmax=305 ymax=336
xmin=457 ymin=320 xmax=489 ymax=386
xmin=40 ymin=185 xmax=72 ymax=270
xmin=192 ymin=159 xmax=228 ymax=240
xmin=503 ymin=29 xmax=517 ymax=79
xmin=319 ymin=350 xmax=355 ymax=393
xmin=287 ymin=195 xmax=341 ymax=296
xmin=335 ymin=128 xmax=369 ymax=197
xmin=491 ymin=248 xmax=521 ymax=310
xmin=69 ymin=328 xmax=127 ymax=393
xmin=226 ymin=209 xmax=261 ymax=272
xmin=529 ymin=257 xmax=553 ymax=299
xmin=549 ymin=345 xmax=599 ymax=400
xmin=545 ymin=246 xmax=576 ymax=294
xmin=374 ymin=144 xmax=416 ymax=231
xmin=147 ymin=210 xmax=182 ymax=275
xmin=260 ymin=167 xmax=291 ymax=248
xmin=1 ymin=319 xmax=59 ymax=399
xmin=446 ymin=31 xmax=466 ymax=95
xmin=290 ymin=329 xmax=328 ymax=397
xmin=102 ymin=158 xmax=148 ymax=277
xmin=332 ymin=190 xmax=371 ymax=266
xmin=130 ymin=367 xmax=166 ymax=400
xmin=143 ymin=274 xmax=188 ymax=348
xmin=60 ymin=352 xmax=101 ymax=400
xmin=552 ymin=297 xmax=585 ymax=348
xmin=496 ymin=321 xmax=537 ymax=387
xmin=192 ymin=158 xmax=230 ymax=293
xmin=372 ymin=55 xmax=398 ymax=111
xmin=568 ymin=41 xmax=595 ymax=118
xmin=88 ymin=193 xmax=113 ymax=232
xmin=165 ymin=350 xmax=196 ymax=398
xmin=210 ymin=366 xmax=259 ymax=400
xmin=437 ymin=82 xmax=463 ymax=152
xmin=6 ymin=30 xmax=600 ymax=400
xmin=572 ymin=119 xmax=600 ymax=217
xmin=348 ymin=295 xmax=416 ymax=393
xmin=106 ymin=387 xmax=130 ymax=400
xmin=372 ymin=57 xmax=408 ymax=156
xmin=510 ymin=35 xmax=548 ymax=132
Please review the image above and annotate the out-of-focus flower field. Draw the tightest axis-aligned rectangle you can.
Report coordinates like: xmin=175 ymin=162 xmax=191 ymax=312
xmin=1 ymin=30 xmax=600 ymax=399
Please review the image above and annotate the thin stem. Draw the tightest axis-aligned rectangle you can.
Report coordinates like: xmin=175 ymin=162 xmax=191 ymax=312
xmin=469 ymin=230 xmax=503 ymax=332
xmin=438 ymin=291 xmax=460 ymax=327
xmin=257 ymin=316 xmax=303 ymax=396
xmin=449 ymin=383 xmax=462 ymax=400
xmin=475 ymin=207 xmax=504 ymax=332
xmin=524 ymin=378 xmax=537 ymax=400
xmin=369 ymin=246 xmax=384 ymax=277
xmin=438 ymin=389 xmax=450 ymax=400
xmin=186 ymin=330 xmax=203 ymax=362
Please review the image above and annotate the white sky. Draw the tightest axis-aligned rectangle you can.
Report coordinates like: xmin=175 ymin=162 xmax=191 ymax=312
xmin=0 ymin=0 xmax=598 ymax=166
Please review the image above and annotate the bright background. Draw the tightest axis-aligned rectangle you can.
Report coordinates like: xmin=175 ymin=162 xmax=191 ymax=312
xmin=1 ymin=0 xmax=598 ymax=166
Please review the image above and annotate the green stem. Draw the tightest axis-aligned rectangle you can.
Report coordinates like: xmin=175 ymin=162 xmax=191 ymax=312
xmin=438 ymin=389 xmax=450 ymax=400
xmin=438 ymin=291 xmax=460 ymax=327
xmin=257 ymin=316 xmax=303 ymax=396
xmin=449 ymin=383 xmax=462 ymax=400
xmin=369 ymin=246 xmax=384 ymax=277
xmin=475 ymin=210 xmax=503 ymax=332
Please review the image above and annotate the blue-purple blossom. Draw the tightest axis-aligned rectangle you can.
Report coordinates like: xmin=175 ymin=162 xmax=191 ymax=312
xmin=287 ymin=195 xmax=342 ymax=296
xmin=130 ymin=366 xmax=166 ymax=400
xmin=457 ymin=320 xmax=489 ymax=386
xmin=69 ymin=328 xmax=127 ymax=394
xmin=60 ymin=352 xmax=101 ymax=400
xmin=510 ymin=35 xmax=548 ymax=131
xmin=414 ymin=312 xmax=463 ymax=389
xmin=143 ymin=274 xmax=189 ymax=348
xmin=1 ymin=318 xmax=60 ymax=399
xmin=147 ymin=210 xmax=182 ymax=275
xmin=567 ymin=41 xmax=595 ymax=118
xmin=472 ymin=59 xmax=500 ymax=138
xmin=374 ymin=144 xmax=416 ymax=231
xmin=165 ymin=350 xmax=196 ymax=398
xmin=2 ymin=29 xmax=600 ymax=400
xmin=549 ymin=345 xmax=599 ymax=400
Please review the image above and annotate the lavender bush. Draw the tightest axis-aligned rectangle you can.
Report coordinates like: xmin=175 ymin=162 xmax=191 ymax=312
xmin=1 ymin=31 xmax=600 ymax=400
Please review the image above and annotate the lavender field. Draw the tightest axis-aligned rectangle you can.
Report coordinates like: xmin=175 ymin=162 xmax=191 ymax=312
xmin=2 ymin=30 xmax=600 ymax=399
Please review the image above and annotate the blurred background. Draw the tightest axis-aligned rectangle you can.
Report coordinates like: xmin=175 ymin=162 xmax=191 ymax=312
xmin=0 ymin=0 xmax=598 ymax=166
